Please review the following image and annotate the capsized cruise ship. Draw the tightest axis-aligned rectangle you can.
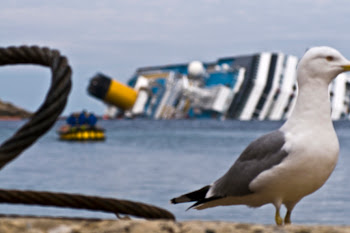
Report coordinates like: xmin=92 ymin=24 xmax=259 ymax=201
xmin=88 ymin=52 xmax=350 ymax=120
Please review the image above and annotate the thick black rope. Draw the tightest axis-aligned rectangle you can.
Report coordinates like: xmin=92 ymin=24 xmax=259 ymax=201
xmin=0 ymin=45 xmax=72 ymax=169
xmin=0 ymin=189 xmax=175 ymax=220
xmin=0 ymin=45 xmax=175 ymax=220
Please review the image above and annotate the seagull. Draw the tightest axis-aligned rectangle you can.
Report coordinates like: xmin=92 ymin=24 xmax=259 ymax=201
xmin=171 ymin=46 xmax=350 ymax=225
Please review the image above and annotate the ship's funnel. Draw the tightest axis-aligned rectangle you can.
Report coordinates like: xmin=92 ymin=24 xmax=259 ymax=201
xmin=88 ymin=73 xmax=137 ymax=110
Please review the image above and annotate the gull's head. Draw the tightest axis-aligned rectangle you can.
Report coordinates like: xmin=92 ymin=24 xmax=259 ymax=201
xmin=297 ymin=46 xmax=350 ymax=85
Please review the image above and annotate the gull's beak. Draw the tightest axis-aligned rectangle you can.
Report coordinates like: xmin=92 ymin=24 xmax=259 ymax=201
xmin=342 ymin=64 xmax=350 ymax=71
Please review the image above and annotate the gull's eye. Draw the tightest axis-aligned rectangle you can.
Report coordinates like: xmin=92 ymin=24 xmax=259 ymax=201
xmin=326 ymin=56 xmax=334 ymax=61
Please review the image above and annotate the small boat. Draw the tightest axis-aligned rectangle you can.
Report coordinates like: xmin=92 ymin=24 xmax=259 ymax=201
xmin=58 ymin=111 xmax=105 ymax=141
xmin=58 ymin=125 xmax=105 ymax=141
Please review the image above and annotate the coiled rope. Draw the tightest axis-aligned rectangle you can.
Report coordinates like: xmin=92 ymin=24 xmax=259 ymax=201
xmin=0 ymin=45 xmax=175 ymax=220
xmin=0 ymin=45 xmax=71 ymax=169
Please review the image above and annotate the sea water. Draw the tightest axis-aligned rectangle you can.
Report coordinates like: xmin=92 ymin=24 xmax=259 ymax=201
xmin=0 ymin=119 xmax=349 ymax=225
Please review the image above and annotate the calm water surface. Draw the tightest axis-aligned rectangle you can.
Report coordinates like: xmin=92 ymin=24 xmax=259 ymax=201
xmin=0 ymin=119 xmax=349 ymax=225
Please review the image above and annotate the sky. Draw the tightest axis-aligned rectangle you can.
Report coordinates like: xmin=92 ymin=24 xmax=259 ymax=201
xmin=0 ymin=0 xmax=350 ymax=116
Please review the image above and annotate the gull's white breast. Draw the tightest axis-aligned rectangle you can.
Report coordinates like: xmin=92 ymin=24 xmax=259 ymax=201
xmin=249 ymin=126 xmax=339 ymax=203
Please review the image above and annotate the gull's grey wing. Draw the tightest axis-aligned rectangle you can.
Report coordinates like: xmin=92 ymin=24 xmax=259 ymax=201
xmin=209 ymin=130 xmax=288 ymax=198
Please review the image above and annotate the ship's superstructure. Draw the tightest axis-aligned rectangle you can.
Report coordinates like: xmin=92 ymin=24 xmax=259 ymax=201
xmin=88 ymin=51 xmax=350 ymax=120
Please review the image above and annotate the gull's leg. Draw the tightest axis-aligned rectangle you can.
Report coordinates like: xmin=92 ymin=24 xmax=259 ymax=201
xmin=284 ymin=201 xmax=298 ymax=225
xmin=275 ymin=207 xmax=283 ymax=226
xmin=284 ymin=209 xmax=292 ymax=225
xmin=284 ymin=202 xmax=296 ymax=225
xmin=274 ymin=200 xmax=283 ymax=226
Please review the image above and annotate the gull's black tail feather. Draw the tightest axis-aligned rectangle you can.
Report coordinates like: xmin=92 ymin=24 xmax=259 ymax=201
xmin=170 ymin=185 xmax=211 ymax=204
